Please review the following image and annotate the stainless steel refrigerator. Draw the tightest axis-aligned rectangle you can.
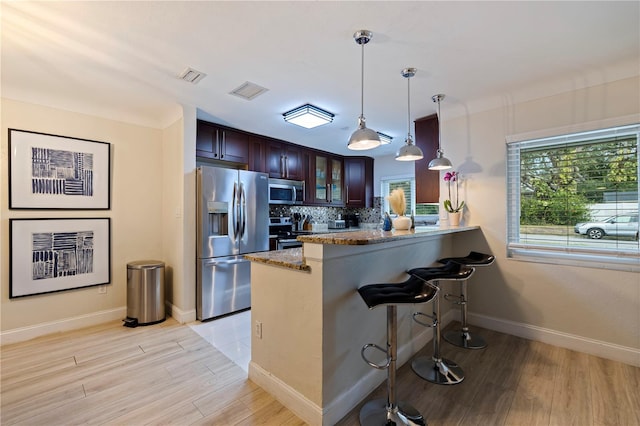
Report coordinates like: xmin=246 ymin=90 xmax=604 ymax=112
xmin=196 ymin=166 xmax=269 ymax=321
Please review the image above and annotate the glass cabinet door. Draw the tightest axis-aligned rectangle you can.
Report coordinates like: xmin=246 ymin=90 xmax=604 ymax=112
xmin=315 ymin=156 xmax=327 ymax=202
xmin=330 ymin=159 xmax=342 ymax=203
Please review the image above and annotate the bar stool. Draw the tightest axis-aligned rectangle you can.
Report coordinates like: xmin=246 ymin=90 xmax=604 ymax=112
xmin=438 ymin=251 xmax=495 ymax=350
xmin=407 ymin=262 xmax=474 ymax=385
xmin=357 ymin=268 xmax=446 ymax=426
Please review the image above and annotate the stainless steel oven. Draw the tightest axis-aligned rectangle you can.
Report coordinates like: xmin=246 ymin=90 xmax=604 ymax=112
xmin=269 ymin=216 xmax=304 ymax=250
xmin=277 ymin=238 xmax=303 ymax=250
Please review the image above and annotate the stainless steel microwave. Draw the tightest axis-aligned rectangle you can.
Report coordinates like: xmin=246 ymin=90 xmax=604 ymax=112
xmin=268 ymin=178 xmax=304 ymax=205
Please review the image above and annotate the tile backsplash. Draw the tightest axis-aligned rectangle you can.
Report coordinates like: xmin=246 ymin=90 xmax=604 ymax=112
xmin=269 ymin=196 xmax=383 ymax=224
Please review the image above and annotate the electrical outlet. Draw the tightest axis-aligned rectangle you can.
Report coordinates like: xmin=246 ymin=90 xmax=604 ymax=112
xmin=254 ymin=321 xmax=262 ymax=339
xmin=98 ymin=285 xmax=107 ymax=294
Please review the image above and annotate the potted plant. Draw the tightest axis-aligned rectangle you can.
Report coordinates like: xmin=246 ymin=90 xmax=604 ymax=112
xmin=443 ymin=171 xmax=464 ymax=225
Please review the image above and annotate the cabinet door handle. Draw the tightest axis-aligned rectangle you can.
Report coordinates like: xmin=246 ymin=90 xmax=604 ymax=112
xmin=220 ymin=131 xmax=226 ymax=159
xmin=284 ymin=155 xmax=289 ymax=178
xmin=346 ymin=185 xmax=349 ymax=203
xmin=214 ymin=129 xmax=219 ymax=158
xmin=280 ymin=155 xmax=285 ymax=177
xmin=327 ymin=184 xmax=330 ymax=202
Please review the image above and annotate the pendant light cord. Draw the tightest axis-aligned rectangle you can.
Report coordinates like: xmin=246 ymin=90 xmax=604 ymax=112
xmin=407 ymin=76 xmax=411 ymax=141
xmin=360 ymin=41 xmax=365 ymax=118
xmin=436 ymin=97 xmax=442 ymax=151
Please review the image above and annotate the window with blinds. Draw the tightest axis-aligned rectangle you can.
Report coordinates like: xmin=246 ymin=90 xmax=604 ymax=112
xmin=381 ymin=177 xmax=440 ymax=222
xmin=382 ymin=178 xmax=413 ymax=215
xmin=506 ymin=124 xmax=639 ymax=271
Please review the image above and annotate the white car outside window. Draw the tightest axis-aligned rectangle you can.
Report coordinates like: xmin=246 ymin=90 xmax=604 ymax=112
xmin=574 ymin=214 xmax=639 ymax=240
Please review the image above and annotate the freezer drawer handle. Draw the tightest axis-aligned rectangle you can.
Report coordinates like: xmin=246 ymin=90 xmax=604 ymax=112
xmin=206 ymin=259 xmax=248 ymax=266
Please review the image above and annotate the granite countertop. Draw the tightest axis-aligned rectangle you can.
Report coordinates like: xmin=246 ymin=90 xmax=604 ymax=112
xmin=244 ymin=247 xmax=311 ymax=272
xmin=296 ymin=225 xmax=479 ymax=245
xmin=246 ymin=225 xmax=479 ymax=271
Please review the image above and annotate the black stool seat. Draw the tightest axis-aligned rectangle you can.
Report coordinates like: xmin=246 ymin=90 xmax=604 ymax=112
xmin=407 ymin=260 xmax=474 ymax=282
xmin=358 ymin=268 xmax=444 ymax=309
xmin=438 ymin=251 xmax=495 ymax=266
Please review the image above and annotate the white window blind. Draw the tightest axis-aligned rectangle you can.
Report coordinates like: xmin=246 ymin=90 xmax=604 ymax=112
xmin=506 ymin=124 xmax=640 ymax=271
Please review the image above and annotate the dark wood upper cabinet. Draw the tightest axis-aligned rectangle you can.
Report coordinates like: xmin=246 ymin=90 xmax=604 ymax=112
xmin=414 ymin=114 xmax=440 ymax=204
xmin=267 ymin=141 xmax=302 ymax=180
xmin=196 ymin=120 xmax=249 ymax=164
xmin=248 ymin=136 xmax=267 ymax=173
xmin=345 ymin=156 xmax=374 ymax=208
xmin=196 ymin=120 xmax=375 ymax=208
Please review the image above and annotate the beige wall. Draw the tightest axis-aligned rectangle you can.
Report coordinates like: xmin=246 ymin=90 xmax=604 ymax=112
xmin=160 ymin=105 xmax=196 ymax=321
xmin=1 ymin=98 xmax=166 ymax=333
xmin=440 ymin=76 xmax=640 ymax=352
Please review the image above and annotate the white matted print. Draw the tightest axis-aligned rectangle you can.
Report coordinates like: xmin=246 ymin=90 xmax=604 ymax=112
xmin=9 ymin=129 xmax=111 ymax=209
xmin=10 ymin=218 xmax=111 ymax=298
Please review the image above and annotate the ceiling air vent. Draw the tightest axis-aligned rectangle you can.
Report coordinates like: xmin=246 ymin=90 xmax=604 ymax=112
xmin=229 ymin=81 xmax=269 ymax=100
xmin=178 ymin=67 xmax=207 ymax=84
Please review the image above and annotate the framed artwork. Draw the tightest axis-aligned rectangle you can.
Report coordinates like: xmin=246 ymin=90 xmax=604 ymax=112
xmin=9 ymin=218 xmax=111 ymax=298
xmin=9 ymin=129 xmax=111 ymax=209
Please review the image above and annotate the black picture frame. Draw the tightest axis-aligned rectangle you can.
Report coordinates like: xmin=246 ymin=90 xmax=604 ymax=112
xmin=8 ymin=129 xmax=111 ymax=209
xmin=9 ymin=218 xmax=111 ymax=298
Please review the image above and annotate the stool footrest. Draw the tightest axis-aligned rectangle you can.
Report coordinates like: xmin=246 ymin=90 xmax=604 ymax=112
xmin=444 ymin=293 xmax=464 ymax=304
xmin=361 ymin=343 xmax=391 ymax=370
xmin=412 ymin=311 xmax=435 ymax=328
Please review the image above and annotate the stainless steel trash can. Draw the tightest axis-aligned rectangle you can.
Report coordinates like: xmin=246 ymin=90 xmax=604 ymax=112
xmin=124 ymin=260 xmax=165 ymax=327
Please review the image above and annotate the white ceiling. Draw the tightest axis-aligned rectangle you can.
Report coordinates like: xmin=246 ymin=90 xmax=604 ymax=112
xmin=2 ymin=1 xmax=639 ymax=157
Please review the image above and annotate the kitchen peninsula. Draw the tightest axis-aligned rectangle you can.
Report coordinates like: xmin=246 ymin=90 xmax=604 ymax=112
xmin=245 ymin=225 xmax=479 ymax=426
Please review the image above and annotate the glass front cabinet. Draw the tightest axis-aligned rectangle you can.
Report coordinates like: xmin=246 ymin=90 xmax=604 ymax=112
xmin=312 ymin=154 xmax=343 ymax=205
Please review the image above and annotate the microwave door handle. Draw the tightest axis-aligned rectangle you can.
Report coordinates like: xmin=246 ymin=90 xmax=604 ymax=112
xmin=292 ymin=186 xmax=297 ymax=204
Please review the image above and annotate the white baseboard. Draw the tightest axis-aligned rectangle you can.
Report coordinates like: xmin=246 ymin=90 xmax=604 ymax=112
xmin=166 ymin=302 xmax=196 ymax=324
xmin=247 ymin=309 xmax=455 ymax=426
xmin=0 ymin=307 xmax=126 ymax=346
xmin=469 ymin=312 xmax=640 ymax=367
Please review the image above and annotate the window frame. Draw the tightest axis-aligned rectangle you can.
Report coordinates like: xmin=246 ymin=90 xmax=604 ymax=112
xmin=506 ymin=122 xmax=640 ymax=272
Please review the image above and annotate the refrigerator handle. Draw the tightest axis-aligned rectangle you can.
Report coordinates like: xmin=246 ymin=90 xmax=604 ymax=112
xmin=232 ymin=181 xmax=239 ymax=242
xmin=239 ymin=182 xmax=246 ymax=239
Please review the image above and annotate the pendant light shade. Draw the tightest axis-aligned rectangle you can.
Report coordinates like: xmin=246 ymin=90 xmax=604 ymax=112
xmin=395 ymin=68 xmax=424 ymax=161
xmin=428 ymin=94 xmax=453 ymax=170
xmin=348 ymin=30 xmax=381 ymax=151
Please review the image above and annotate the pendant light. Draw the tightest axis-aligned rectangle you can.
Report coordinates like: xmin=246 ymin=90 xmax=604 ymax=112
xmin=347 ymin=30 xmax=381 ymax=150
xmin=428 ymin=94 xmax=453 ymax=170
xmin=395 ymin=68 xmax=424 ymax=161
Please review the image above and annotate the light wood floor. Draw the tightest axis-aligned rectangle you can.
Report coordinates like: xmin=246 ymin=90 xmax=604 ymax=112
xmin=2 ymin=318 xmax=639 ymax=426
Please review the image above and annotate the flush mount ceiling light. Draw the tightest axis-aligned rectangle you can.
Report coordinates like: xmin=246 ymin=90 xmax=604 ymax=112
xmin=377 ymin=132 xmax=393 ymax=145
xmin=347 ymin=29 xmax=381 ymax=151
xmin=428 ymin=94 xmax=453 ymax=170
xmin=395 ymin=68 xmax=424 ymax=161
xmin=283 ymin=104 xmax=334 ymax=129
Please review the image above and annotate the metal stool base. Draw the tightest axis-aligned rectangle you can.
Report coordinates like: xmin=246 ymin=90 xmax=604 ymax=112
xmin=443 ymin=329 xmax=487 ymax=350
xmin=411 ymin=356 xmax=465 ymax=385
xmin=359 ymin=398 xmax=426 ymax=426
